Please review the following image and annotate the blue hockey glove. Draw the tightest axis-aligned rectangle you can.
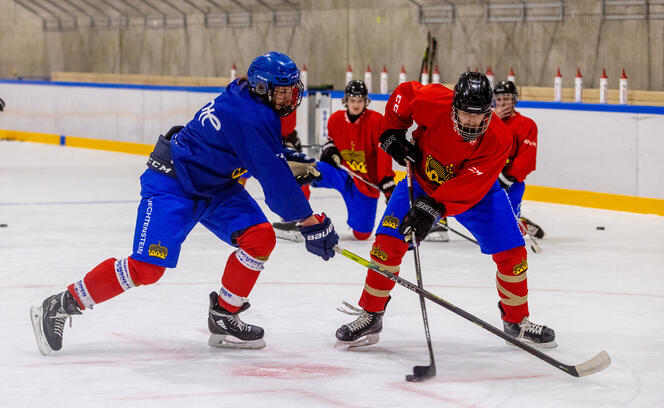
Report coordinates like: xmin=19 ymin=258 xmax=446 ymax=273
xmin=379 ymin=129 xmax=421 ymax=166
xmin=299 ymin=213 xmax=339 ymax=261
xmin=399 ymin=196 xmax=445 ymax=242
xmin=283 ymin=147 xmax=322 ymax=185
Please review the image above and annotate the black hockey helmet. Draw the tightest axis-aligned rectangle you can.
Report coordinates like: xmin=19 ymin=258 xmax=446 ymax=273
xmin=493 ymin=80 xmax=518 ymax=98
xmin=452 ymin=72 xmax=493 ymax=142
xmin=342 ymin=80 xmax=370 ymax=106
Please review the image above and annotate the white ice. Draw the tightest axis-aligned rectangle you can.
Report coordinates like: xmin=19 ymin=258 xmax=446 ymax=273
xmin=1 ymin=141 xmax=663 ymax=407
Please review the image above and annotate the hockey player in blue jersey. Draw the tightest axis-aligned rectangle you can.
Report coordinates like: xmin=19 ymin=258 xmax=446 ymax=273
xmin=30 ymin=52 xmax=339 ymax=354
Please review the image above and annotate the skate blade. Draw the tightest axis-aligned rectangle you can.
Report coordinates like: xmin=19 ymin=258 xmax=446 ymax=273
xmin=505 ymin=337 xmax=558 ymax=349
xmin=274 ymin=229 xmax=304 ymax=242
xmin=424 ymin=231 xmax=450 ymax=242
xmin=208 ymin=334 xmax=266 ymax=350
xmin=335 ymin=333 xmax=380 ymax=349
xmin=29 ymin=306 xmax=53 ymax=356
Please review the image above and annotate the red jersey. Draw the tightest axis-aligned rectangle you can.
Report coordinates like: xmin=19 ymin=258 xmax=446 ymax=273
xmin=383 ymin=81 xmax=512 ymax=216
xmin=501 ymin=111 xmax=537 ymax=183
xmin=280 ymin=111 xmax=296 ymax=136
xmin=326 ymin=109 xmax=395 ymax=198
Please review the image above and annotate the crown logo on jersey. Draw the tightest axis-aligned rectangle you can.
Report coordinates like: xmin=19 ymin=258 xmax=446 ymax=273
xmin=512 ymin=259 xmax=528 ymax=275
xmin=425 ymin=155 xmax=454 ymax=186
xmin=148 ymin=241 xmax=168 ymax=259
xmin=341 ymin=149 xmax=367 ymax=174
xmin=231 ymin=167 xmax=248 ymax=179
xmin=370 ymin=245 xmax=388 ymax=261
xmin=382 ymin=215 xmax=400 ymax=229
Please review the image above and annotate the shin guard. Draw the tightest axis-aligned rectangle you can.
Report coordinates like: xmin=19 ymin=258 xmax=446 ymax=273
xmin=359 ymin=234 xmax=409 ymax=313
xmin=218 ymin=223 xmax=275 ymax=313
xmin=492 ymin=246 xmax=529 ymax=323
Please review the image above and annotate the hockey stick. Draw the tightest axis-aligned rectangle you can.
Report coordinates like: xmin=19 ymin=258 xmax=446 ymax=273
xmin=518 ymin=217 xmax=542 ymax=254
xmin=332 ymin=245 xmax=611 ymax=378
xmin=341 ymin=165 xmax=479 ymax=246
xmin=404 ymin=162 xmax=436 ymax=382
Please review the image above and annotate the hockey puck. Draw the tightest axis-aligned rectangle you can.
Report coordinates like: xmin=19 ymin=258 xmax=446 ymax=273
xmin=0 ymin=224 xmax=7 ymax=228
xmin=596 ymin=226 xmax=605 ymax=230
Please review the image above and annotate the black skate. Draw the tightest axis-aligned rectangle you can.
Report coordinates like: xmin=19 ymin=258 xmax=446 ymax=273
xmin=520 ymin=216 xmax=545 ymax=239
xmin=335 ymin=301 xmax=386 ymax=348
xmin=425 ymin=218 xmax=450 ymax=242
xmin=272 ymin=221 xmax=304 ymax=242
xmin=208 ymin=292 xmax=265 ymax=349
xmin=30 ymin=291 xmax=82 ymax=355
xmin=499 ymin=302 xmax=556 ymax=348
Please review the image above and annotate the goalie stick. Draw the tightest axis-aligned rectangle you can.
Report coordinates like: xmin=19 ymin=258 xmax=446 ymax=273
xmin=333 ymin=245 xmax=611 ymax=378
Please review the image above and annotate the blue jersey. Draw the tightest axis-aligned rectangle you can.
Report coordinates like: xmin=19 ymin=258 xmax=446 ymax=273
xmin=170 ymin=79 xmax=312 ymax=222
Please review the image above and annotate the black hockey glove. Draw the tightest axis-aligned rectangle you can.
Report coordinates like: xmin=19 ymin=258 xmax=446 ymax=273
xmin=320 ymin=141 xmax=342 ymax=168
xmin=283 ymin=148 xmax=322 ymax=185
xmin=0 ymin=97 xmax=5 ymax=111
xmin=378 ymin=176 xmax=396 ymax=204
xmin=378 ymin=129 xmax=421 ymax=166
xmin=299 ymin=213 xmax=339 ymax=261
xmin=398 ymin=196 xmax=445 ymax=243
xmin=498 ymin=171 xmax=516 ymax=190
xmin=283 ymin=130 xmax=302 ymax=152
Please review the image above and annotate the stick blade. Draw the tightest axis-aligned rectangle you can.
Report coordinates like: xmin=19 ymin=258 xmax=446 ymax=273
xmin=574 ymin=350 xmax=611 ymax=377
xmin=405 ymin=365 xmax=436 ymax=382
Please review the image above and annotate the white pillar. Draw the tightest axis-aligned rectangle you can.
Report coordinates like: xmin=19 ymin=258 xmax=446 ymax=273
xmin=599 ymin=68 xmax=608 ymax=104
xmin=574 ymin=68 xmax=583 ymax=103
xmin=485 ymin=66 xmax=494 ymax=89
xmin=420 ymin=66 xmax=429 ymax=85
xmin=554 ymin=68 xmax=563 ymax=102
xmin=432 ymin=65 xmax=440 ymax=84
xmin=507 ymin=67 xmax=515 ymax=84
xmin=398 ymin=65 xmax=407 ymax=85
xmin=380 ymin=65 xmax=388 ymax=94
xmin=619 ymin=69 xmax=629 ymax=105
xmin=364 ymin=65 xmax=372 ymax=93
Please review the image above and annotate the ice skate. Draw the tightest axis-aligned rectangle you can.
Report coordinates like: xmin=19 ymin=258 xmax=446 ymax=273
xmin=519 ymin=216 xmax=545 ymax=239
xmin=425 ymin=218 xmax=450 ymax=242
xmin=272 ymin=221 xmax=304 ymax=242
xmin=208 ymin=292 xmax=265 ymax=349
xmin=335 ymin=301 xmax=385 ymax=348
xmin=499 ymin=302 xmax=556 ymax=348
xmin=30 ymin=291 xmax=82 ymax=355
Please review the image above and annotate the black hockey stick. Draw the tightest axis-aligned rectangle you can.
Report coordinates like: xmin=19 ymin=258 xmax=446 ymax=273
xmin=404 ymin=162 xmax=436 ymax=382
xmin=437 ymin=218 xmax=479 ymax=245
xmin=332 ymin=246 xmax=611 ymax=378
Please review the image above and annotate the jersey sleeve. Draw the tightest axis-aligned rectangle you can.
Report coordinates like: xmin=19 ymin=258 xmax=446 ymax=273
xmin=505 ymin=117 xmax=537 ymax=182
xmin=231 ymin=115 xmax=313 ymax=222
xmin=382 ymin=81 xmax=422 ymax=132
xmin=430 ymin=139 xmax=510 ymax=217
xmin=371 ymin=113 xmax=395 ymax=182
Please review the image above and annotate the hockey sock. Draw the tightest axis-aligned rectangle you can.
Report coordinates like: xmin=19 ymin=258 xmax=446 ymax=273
xmin=67 ymin=257 xmax=165 ymax=310
xmin=352 ymin=230 xmax=372 ymax=241
xmin=218 ymin=223 xmax=275 ymax=313
xmin=492 ymin=246 xmax=529 ymax=323
xmin=359 ymin=234 xmax=409 ymax=313
xmin=301 ymin=184 xmax=311 ymax=200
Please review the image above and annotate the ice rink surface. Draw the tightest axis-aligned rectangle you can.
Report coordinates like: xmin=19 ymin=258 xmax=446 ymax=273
xmin=1 ymin=141 xmax=663 ymax=407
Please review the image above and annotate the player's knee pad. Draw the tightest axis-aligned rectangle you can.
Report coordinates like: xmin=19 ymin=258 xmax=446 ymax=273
xmin=235 ymin=222 xmax=276 ymax=260
xmin=369 ymin=234 xmax=409 ymax=266
xmin=127 ymin=257 xmax=166 ymax=286
xmin=353 ymin=230 xmax=372 ymax=241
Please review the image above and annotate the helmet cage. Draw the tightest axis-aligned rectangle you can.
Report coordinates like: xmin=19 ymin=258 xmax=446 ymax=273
xmin=451 ymin=107 xmax=492 ymax=142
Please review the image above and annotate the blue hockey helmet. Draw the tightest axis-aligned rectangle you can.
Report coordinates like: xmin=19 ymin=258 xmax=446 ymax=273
xmin=247 ymin=51 xmax=303 ymax=117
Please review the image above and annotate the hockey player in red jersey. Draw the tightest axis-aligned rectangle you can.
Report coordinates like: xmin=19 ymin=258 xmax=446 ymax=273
xmin=493 ymin=80 xmax=544 ymax=238
xmin=274 ymin=80 xmax=396 ymax=241
xmin=335 ymin=72 xmax=556 ymax=348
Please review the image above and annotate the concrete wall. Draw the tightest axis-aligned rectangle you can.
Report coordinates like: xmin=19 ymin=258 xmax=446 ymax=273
xmin=2 ymin=80 xmax=663 ymax=200
xmin=1 ymin=0 xmax=663 ymax=91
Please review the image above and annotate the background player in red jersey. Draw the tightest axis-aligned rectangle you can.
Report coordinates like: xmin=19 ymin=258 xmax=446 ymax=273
xmin=335 ymin=72 xmax=556 ymax=349
xmin=493 ymin=80 xmax=545 ymax=238
xmin=274 ymin=80 xmax=396 ymax=241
